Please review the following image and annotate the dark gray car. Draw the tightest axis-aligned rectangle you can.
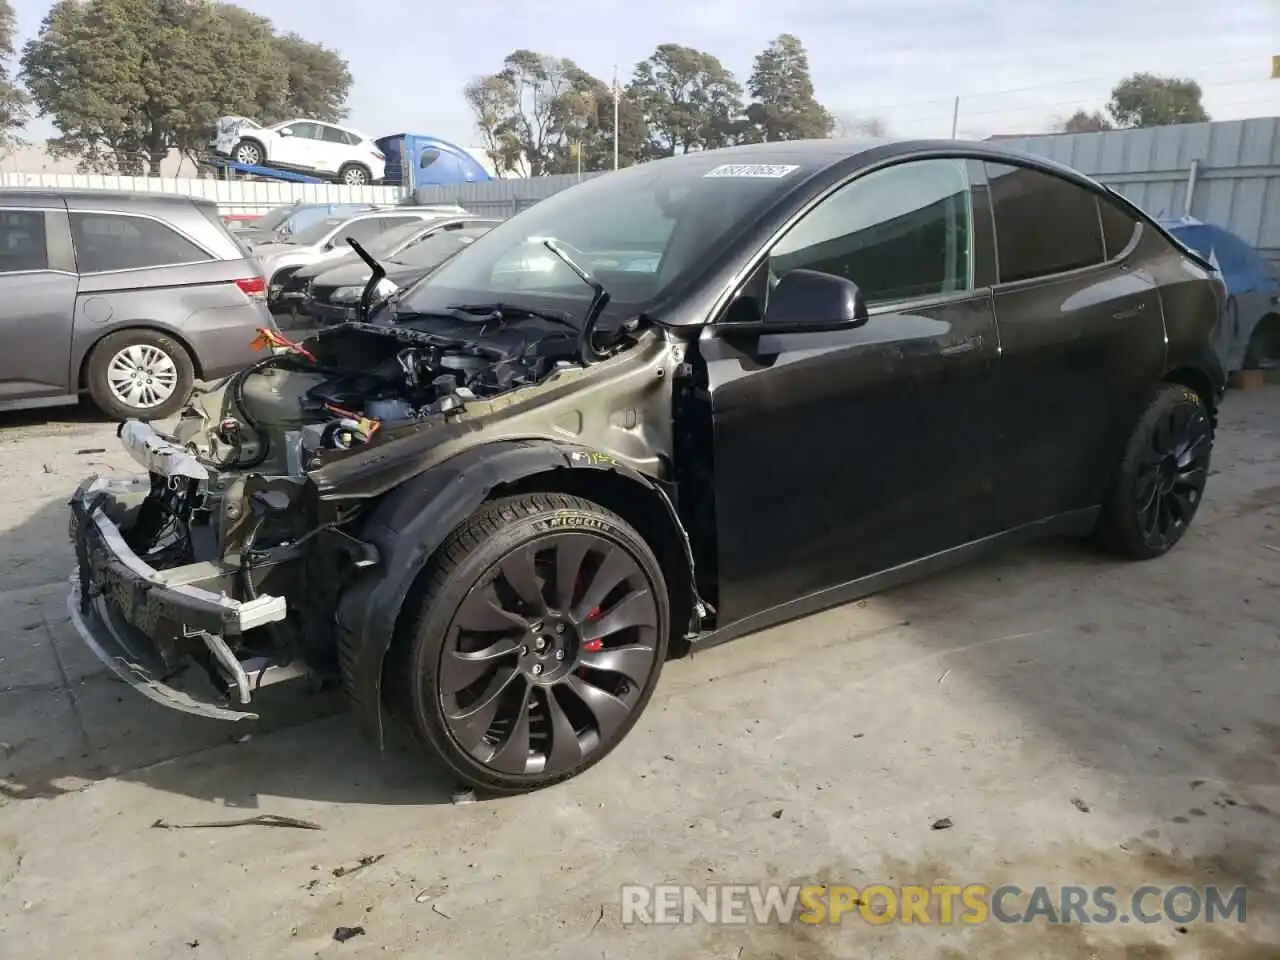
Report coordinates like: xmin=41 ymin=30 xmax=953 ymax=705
xmin=300 ymin=222 xmax=501 ymax=324
xmin=0 ymin=190 xmax=273 ymax=420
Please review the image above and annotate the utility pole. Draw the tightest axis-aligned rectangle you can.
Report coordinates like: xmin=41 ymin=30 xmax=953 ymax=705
xmin=612 ymin=64 xmax=620 ymax=170
xmin=950 ymin=96 xmax=960 ymax=139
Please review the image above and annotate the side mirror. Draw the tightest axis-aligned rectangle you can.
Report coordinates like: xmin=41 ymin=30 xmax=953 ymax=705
xmin=762 ymin=269 xmax=868 ymax=330
xmin=279 ymin=128 xmax=294 ymax=137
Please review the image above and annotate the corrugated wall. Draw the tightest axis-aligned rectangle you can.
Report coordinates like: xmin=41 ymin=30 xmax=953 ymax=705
xmin=413 ymin=118 xmax=1280 ymax=266
xmin=412 ymin=173 xmax=606 ymax=218
xmin=0 ymin=171 xmax=402 ymax=215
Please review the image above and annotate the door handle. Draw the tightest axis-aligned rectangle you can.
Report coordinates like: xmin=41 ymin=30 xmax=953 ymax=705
xmin=940 ymin=336 xmax=982 ymax=356
xmin=1112 ymin=303 xmax=1146 ymax=320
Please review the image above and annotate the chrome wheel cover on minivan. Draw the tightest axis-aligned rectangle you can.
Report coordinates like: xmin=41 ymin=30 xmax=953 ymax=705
xmin=106 ymin=344 xmax=179 ymax=410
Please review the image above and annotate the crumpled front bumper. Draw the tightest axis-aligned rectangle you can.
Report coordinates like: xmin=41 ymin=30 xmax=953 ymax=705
xmin=67 ymin=475 xmax=290 ymax=720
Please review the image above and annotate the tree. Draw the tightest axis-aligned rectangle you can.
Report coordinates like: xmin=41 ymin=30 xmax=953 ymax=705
xmin=832 ymin=114 xmax=889 ymax=138
xmin=269 ymin=32 xmax=350 ymax=122
xmin=0 ymin=0 xmax=28 ymax=151
xmin=744 ymin=34 xmax=831 ymax=142
xmin=1059 ymin=109 xmax=1113 ymax=133
xmin=20 ymin=0 xmax=350 ymax=175
xmin=627 ymin=44 xmax=744 ymax=157
xmin=463 ymin=50 xmax=643 ymax=176
xmin=1107 ymin=73 xmax=1210 ymax=129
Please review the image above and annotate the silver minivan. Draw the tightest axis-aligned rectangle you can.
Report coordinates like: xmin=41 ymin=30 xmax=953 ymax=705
xmin=0 ymin=189 xmax=273 ymax=421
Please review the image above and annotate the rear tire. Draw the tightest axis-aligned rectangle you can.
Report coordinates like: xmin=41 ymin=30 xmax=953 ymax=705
xmin=85 ymin=329 xmax=195 ymax=422
xmin=390 ymin=493 xmax=670 ymax=795
xmin=1094 ymin=383 xmax=1213 ymax=560
xmin=232 ymin=139 xmax=263 ymax=166
xmin=339 ymin=164 xmax=371 ymax=186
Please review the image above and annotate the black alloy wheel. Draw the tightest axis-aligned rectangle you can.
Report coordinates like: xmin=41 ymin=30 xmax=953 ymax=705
xmin=1134 ymin=397 xmax=1212 ymax=551
xmin=1097 ymin=383 xmax=1213 ymax=559
xmin=396 ymin=493 xmax=670 ymax=793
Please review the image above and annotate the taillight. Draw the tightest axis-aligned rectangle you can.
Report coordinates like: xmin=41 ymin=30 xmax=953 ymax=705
xmin=235 ymin=275 xmax=267 ymax=299
xmin=372 ymin=150 xmax=385 ymax=160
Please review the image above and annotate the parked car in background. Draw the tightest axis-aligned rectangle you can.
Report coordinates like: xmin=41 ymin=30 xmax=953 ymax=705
xmin=0 ymin=190 xmax=271 ymax=420
xmin=1160 ymin=217 xmax=1280 ymax=371
xmin=256 ymin=205 xmax=470 ymax=315
xmin=279 ymin=216 xmax=502 ymax=319
xmin=303 ymin=222 xmax=499 ymax=324
xmin=210 ymin=116 xmax=388 ymax=185
xmin=66 ymin=140 xmax=1226 ymax=794
xmin=229 ymin=201 xmax=380 ymax=249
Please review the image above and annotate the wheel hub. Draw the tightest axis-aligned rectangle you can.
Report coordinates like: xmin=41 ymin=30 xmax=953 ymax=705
xmin=520 ymin=613 xmax=577 ymax=682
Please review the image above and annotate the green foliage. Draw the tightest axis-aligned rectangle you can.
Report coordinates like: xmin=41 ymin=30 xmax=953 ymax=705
xmin=1060 ymin=110 xmax=1114 ymax=133
xmin=0 ymin=0 xmax=28 ymax=149
xmin=19 ymin=0 xmax=351 ymax=174
xmin=744 ymin=34 xmax=832 ymax=142
xmin=1107 ymin=73 xmax=1210 ymax=129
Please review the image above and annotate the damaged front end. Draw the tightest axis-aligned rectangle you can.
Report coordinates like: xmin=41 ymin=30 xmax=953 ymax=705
xmin=65 ymin=270 xmax=671 ymax=721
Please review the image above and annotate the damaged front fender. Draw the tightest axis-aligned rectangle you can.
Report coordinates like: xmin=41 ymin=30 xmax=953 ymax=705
xmin=332 ymin=439 xmax=704 ymax=746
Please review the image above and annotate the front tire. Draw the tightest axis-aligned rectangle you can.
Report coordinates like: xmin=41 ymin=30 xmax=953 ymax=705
xmin=85 ymin=329 xmax=195 ymax=422
xmin=392 ymin=493 xmax=670 ymax=794
xmin=1095 ymin=383 xmax=1213 ymax=559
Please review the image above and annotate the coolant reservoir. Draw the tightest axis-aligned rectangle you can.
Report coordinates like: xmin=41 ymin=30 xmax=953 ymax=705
xmin=239 ymin=367 xmax=333 ymax=429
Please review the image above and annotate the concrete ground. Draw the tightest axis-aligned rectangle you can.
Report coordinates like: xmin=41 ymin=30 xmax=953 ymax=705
xmin=0 ymin=389 xmax=1277 ymax=960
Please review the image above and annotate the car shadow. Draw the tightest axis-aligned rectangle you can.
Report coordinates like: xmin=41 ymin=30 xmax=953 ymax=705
xmin=0 ymin=490 xmax=461 ymax=811
xmin=0 ymin=399 xmax=107 ymax=430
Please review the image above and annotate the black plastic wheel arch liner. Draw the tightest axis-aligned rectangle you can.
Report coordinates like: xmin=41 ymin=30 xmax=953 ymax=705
xmin=331 ymin=438 xmax=704 ymax=746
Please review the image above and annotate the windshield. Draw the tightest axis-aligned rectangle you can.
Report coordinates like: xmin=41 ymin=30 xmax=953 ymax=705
xmin=393 ymin=228 xmax=491 ymax=268
xmin=396 ymin=154 xmax=814 ymax=323
xmin=289 ymin=216 xmax=347 ymax=247
xmin=364 ymin=221 xmax=427 ymax=258
xmin=253 ymin=204 xmax=297 ymax=233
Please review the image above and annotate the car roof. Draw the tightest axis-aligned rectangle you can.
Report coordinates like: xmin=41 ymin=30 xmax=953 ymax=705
xmin=641 ymin=137 xmax=1111 ymax=192
xmin=0 ymin=188 xmax=215 ymax=210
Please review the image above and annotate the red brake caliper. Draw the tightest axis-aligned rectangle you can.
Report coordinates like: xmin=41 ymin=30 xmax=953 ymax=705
xmin=577 ymin=572 xmax=603 ymax=659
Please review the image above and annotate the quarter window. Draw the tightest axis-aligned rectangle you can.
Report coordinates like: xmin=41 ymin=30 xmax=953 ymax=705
xmin=985 ymin=163 xmax=1105 ymax=282
xmin=70 ymin=213 xmax=210 ymax=273
xmin=769 ymin=158 xmax=974 ymax=305
xmin=0 ymin=210 xmax=50 ymax=273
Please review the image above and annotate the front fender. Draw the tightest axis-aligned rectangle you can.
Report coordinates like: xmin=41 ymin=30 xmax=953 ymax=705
xmin=333 ymin=438 xmax=702 ymax=745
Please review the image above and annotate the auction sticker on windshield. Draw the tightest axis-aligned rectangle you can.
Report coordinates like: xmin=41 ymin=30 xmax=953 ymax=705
xmin=703 ymin=164 xmax=800 ymax=179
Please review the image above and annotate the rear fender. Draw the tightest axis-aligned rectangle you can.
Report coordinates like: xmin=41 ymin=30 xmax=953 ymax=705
xmin=332 ymin=439 xmax=702 ymax=745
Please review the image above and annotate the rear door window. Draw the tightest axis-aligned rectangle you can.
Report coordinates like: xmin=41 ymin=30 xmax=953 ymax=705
xmin=70 ymin=212 xmax=211 ymax=273
xmin=0 ymin=210 xmax=50 ymax=273
xmin=984 ymin=163 xmax=1106 ymax=283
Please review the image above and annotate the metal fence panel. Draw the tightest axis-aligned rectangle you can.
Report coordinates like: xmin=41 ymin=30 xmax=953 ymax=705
xmin=0 ymin=171 xmax=402 ymax=215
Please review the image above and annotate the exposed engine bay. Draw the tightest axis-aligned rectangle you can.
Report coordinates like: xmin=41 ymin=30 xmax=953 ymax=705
xmin=178 ymin=316 xmax=591 ymax=474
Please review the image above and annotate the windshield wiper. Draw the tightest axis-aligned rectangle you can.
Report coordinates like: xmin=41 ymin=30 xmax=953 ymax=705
xmin=535 ymin=239 xmax=614 ymax=365
xmin=447 ymin=302 xmax=578 ymax=332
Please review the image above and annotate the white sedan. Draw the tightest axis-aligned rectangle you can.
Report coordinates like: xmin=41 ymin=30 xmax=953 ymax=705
xmin=211 ymin=116 xmax=387 ymax=186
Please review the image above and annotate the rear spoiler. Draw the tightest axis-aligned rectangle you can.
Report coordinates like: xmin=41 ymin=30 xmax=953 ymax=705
xmin=1102 ymin=185 xmax=1217 ymax=274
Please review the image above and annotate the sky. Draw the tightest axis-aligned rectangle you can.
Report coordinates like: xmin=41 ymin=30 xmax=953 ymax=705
xmin=9 ymin=0 xmax=1279 ymax=145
